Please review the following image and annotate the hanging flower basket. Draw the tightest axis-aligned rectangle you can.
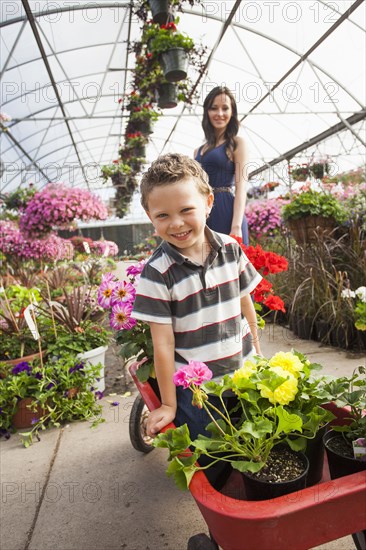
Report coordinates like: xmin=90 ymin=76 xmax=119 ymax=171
xmin=287 ymin=215 xmax=336 ymax=245
xmin=157 ymin=82 xmax=178 ymax=108
xmin=111 ymin=172 xmax=127 ymax=188
xmin=159 ymin=48 xmax=188 ymax=82
xmin=291 ymin=165 xmax=311 ymax=182
xmin=148 ymin=0 xmax=172 ymax=25
xmin=310 ymin=162 xmax=329 ymax=179
xmin=129 ymin=118 xmax=153 ymax=135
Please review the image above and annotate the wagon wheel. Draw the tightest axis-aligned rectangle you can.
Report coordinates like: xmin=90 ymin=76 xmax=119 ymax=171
xmin=187 ymin=533 xmax=220 ymax=550
xmin=129 ymin=394 xmax=154 ymax=453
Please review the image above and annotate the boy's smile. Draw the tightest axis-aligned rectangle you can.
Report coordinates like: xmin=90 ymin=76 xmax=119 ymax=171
xmin=146 ymin=178 xmax=214 ymax=262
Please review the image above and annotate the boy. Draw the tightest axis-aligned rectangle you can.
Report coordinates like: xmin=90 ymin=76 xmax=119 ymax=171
xmin=132 ymin=153 xmax=262 ymax=440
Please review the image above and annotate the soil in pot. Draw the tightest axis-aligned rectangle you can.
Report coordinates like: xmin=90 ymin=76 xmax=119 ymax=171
xmin=323 ymin=430 xmax=366 ymax=480
xmin=242 ymin=446 xmax=309 ymax=501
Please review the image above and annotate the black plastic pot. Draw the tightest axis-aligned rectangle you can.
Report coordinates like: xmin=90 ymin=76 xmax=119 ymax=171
xmin=160 ymin=48 xmax=188 ymax=82
xmin=242 ymin=448 xmax=309 ymax=501
xmin=323 ymin=430 xmax=366 ymax=549
xmin=148 ymin=0 xmax=172 ymax=25
xmin=304 ymin=423 xmax=328 ymax=486
xmin=323 ymin=429 xmax=366 ymax=480
xmin=157 ymin=82 xmax=178 ymax=109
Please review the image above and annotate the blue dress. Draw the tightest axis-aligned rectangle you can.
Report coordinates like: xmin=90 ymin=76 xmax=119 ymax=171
xmin=195 ymin=143 xmax=249 ymax=244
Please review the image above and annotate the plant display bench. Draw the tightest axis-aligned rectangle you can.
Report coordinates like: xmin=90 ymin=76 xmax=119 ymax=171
xmin=129 ymin=361 xmax=366 ymax=550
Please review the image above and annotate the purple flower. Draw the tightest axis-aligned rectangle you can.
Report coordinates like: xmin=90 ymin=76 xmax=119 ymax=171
xmin=46 ymin=382 xmax=55 ymax=390
xmin=31 ymin=417 xmax=39 ymax=425
xmin=109 ymin=302 xmax=137 ymax=331
xmin=34 ymin=372 xmax=43 ymax=380
xmin=95 ymin=391 xmax=104 ymax=399
xmin=110 ymin=401 xmax=119 ymax=406
xmin=173 ymin=361 xmax=213 ymax=389
xmin=69 ymin=362 xmax=85 ymax=374
xmin=11 ymin=362 xmax=32 ymax=375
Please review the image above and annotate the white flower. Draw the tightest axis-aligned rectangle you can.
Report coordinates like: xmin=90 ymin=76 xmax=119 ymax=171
xmin=341 ymin=289 xmax=356 ymax=299
xmin=355 ymin=286 xmax=366 ymax=303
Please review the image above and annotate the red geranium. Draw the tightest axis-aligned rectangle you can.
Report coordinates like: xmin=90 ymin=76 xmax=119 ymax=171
xmin=230 ymin=235 xmax=287 ymax=313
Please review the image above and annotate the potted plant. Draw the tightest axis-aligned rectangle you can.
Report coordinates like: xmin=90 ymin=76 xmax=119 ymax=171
xmin=19 ymin=184 xmax=108 ymax=239
xmin=127 ymin=104 xmax=160 ymax=135
xmin=144 ymin=19 xmax=194 ymax=82
xmin=37 ymin=285 xmax=112 ymax=392
xmin=290 ymin=164 xmax=311 ymax=182
xmin=0 ymin=354 xmax=105 ymax=446
xmin=153 ymin=351 xmax=334 ymax=497
xmin=323 ymin=366 xmax=366 ymax=479
xmin=97 ymin=263 xmax=154 ymax=382
xmin=0 ymin=285 xmax=54 ymax=365
xmin=309 ymin=159 xmax=330 ymax=180
xmin=100 ymin=160 xmax=132 ymax=187
xmin=282 ymin=189 xmax=347 ymax=244
xmin=125 ymin=131 xmax=148 ymax=158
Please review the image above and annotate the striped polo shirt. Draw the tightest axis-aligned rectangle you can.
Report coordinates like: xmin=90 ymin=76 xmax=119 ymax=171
xmin=132 ymin=228 xmax=262 ymax=377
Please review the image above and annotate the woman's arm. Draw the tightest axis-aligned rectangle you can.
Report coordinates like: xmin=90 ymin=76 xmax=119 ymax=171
xmin=146 ymin=322 xmax=177 ymax=436
xmin=231 ymin=136 xmax=248 ymax=238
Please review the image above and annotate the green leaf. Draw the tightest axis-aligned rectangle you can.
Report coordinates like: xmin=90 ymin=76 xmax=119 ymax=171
xmin=135 ymin=361 xmax=151 ymax=383
xmin=231 ymin=459 xmax=264 ymax=473
xmin=286 ymin=436 xmax=307 ymax=452
xmin=276 ymin=406 xmax=302 ymax=435
xmin=153 ymin=424 xmax=192 ymax=458
xmin=166 ymin=456 xmax=197 ymax=490
xmin=239 ymin=418 xmax=273 ymax=438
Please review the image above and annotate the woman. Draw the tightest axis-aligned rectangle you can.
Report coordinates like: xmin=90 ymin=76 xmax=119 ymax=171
xmin=194 ymin=86 xmax=249 ymax=244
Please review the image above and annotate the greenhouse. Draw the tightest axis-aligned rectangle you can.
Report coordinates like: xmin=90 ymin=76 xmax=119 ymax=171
xmin=1 ymin=1 xmax=365 ymax=549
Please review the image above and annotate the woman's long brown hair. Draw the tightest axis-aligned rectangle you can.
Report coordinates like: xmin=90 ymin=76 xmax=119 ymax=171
xmin=201 ymin=86 xmax=239 ymax=158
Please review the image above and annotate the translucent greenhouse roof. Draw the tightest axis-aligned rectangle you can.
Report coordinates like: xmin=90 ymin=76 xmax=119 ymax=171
xmin=1 ymin=0 xmax=365 ymax=211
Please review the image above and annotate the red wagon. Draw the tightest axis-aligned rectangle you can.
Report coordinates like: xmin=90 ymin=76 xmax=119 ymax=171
xmin=129 ymin=361 xmax=366 ymax=550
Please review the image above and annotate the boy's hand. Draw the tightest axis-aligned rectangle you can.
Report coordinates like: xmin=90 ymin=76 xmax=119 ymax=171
xmin=146 ymin=404 xmax=176 ymax=437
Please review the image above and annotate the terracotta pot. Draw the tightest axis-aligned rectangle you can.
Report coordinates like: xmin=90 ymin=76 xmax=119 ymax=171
xmin=2 ymin=350 xmax=44 ymax=367
xmin=12 ymin=397 xmax=46 ymax=429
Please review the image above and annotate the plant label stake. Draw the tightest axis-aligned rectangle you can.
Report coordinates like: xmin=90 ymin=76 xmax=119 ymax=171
xmin=83 ymin=241 xmax=91 ymax=254
xmin=24 ymin=304 xmax=40 ymax=341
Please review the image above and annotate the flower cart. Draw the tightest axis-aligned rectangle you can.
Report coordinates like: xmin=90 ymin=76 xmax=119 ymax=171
xmin=129 ymin=360 xmax=366 ymax=550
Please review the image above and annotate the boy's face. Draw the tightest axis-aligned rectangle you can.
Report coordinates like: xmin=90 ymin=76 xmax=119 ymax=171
xmin=146 ymin=178 xmax=214 ymax=257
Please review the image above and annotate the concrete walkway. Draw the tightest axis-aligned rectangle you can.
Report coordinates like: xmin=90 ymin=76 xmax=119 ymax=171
xmin=1 ymin=324 xmax=365 ymax=550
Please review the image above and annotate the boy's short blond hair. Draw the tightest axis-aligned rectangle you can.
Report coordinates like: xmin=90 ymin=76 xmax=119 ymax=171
xmin=140 ymin=153 xmax=212 ymax=211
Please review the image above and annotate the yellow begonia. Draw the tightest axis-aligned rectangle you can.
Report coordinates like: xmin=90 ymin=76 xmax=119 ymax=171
xmin=268 ymin=351 xmax=303 ymax=378
xmin=258 ymin=366 xmax=299 ymax=405
xmin=232 ymin=361 xmax=257 ymax=384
